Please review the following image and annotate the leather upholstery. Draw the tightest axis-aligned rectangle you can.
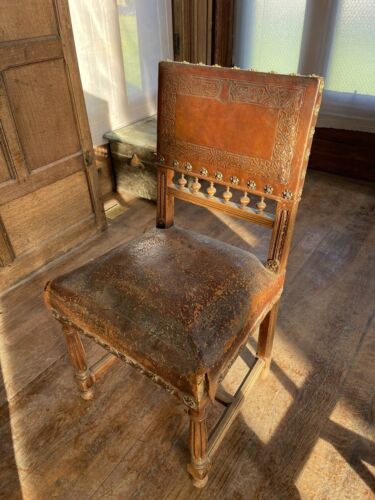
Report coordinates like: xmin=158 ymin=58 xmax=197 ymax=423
xmin=45 ymin=226 xmax=284 ymax=398
xmin=157 ymin=61 xmax=322 ymax=200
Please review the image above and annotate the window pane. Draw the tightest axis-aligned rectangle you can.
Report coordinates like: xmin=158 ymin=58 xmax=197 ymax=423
xmin=326 ymin=0 xmax=375 ymax=95
xmin=118 ymin=0 xmax=142 ymax=96
xmin=117 ymin=0 xmax=172 ymax=115
xmin=234 ymin=0 xmax=307 ymax=74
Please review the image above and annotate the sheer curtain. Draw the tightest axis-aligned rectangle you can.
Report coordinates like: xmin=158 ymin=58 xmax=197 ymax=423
xmin=234 ymin=0 xmax=375 ymax=132
xmin=69 ymin=0 xmax=173 ymax=146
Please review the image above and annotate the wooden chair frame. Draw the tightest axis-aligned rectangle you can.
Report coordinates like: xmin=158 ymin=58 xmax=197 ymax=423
xmin=56 ymin=170 xmax=309 ymax=487
xmin=153 ymin=163 xmax=293 ymax=485
xmin=48 ymin=63 xmax=323 ymax=488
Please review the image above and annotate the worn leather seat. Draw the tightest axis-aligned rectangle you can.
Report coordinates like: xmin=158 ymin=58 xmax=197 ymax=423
xmin=45 ymin=226 xmax=284 ymax=397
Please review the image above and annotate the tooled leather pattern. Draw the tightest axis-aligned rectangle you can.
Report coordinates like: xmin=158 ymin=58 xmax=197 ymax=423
xmin=159 ymin=69 xmax=305 ymax=185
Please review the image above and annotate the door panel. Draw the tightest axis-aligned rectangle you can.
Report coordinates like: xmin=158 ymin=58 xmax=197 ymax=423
xmin=0 ymin=0 xmax=105 ymax=290
xmin=4 ymin=59 xmax=81 ymax=171
xmin=0 ymin=0 xmax=58 ymax=42
xmin=1 ymin=171 xmax=93 ymax=255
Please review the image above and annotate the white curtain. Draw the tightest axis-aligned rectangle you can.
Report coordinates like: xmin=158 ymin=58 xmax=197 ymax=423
xmin=69 ymin=0 xmax=173 ymax=146
xmin=234 ymin=0 xmax=375 ymax=132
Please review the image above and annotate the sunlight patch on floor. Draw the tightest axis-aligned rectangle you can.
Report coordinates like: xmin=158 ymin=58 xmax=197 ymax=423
xmin=296 ymin=437 xmax=373 ymax=499
xmin=0 ymin=297 xmax=26 ymax=499
xmin=238 ymin=327 xmax=313 ymax=445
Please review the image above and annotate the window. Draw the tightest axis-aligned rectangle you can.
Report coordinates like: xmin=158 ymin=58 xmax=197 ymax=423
xmin=234 ymin=0 xmax=375 ymax=132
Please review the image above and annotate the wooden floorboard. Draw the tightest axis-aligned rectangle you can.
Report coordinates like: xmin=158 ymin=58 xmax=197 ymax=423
xmin=0 ymin=171 xmax=374 ymax=499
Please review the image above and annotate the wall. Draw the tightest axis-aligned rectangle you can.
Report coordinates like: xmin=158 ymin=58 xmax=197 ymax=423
xmin=69 ymin=0 xmax=173 ymax=146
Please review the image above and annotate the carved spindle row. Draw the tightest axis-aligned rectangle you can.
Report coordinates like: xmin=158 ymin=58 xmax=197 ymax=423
xmin=176 ymin=173 xmax=269 ymax=213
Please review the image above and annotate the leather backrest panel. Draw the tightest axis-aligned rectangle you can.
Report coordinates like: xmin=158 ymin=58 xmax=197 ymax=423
xmin=157 ymin=61 xmax=323 ymax=200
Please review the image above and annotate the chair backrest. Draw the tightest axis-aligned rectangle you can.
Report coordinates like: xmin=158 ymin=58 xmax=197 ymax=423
xmin=156 ymin=61 xmax=323 ymax=273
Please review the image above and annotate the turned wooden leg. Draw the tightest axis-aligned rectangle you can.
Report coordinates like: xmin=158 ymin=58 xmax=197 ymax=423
xmin=186 ymin=405 xmax=210 ymax=488
xmin=257 ymin=300 xmax=280 ymax=378
xmin=62 ymin=323 xmax=95 ymax=400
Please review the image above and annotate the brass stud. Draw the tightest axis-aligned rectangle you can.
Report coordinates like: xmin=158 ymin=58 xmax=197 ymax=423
xmin=247 ymin=180 xmax=256 ymax=190
xmin=157 ymin=154 xmax=165 ymax=164
xmin=264 ymin=184 xmax=273 ymax=195
xmin=265 ymin=259 xmax=279 ymax=272
xmin=230 ymin=176 xmax=239 ymax=185
xmin=200 ymin=168 xmax=208 ymax=176
xmin=173 ymin=160 xmax=179 ymax=168
xmin=215 ymin=171 xmax=223 ymax=181
xmin=184 ymin=161 xmax=193 ymax=172
xmin=282 ymin=189 xmax=294 ymax=200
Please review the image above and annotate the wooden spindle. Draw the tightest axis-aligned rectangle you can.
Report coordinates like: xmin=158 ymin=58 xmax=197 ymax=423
xmin=240 ymin=192 xmax=250 ymax=208
xmin=178 ymin=173 xmax=187 ymax=189
xmin=222 ymin=186 xmax=232 ymax=204
xmin=207 ymin=182 xmax=216 ymax=198
xmin=191 ymin=177 xmax=201 ymax=193
xmin=256 ymin=196 xmax=267 ymax=212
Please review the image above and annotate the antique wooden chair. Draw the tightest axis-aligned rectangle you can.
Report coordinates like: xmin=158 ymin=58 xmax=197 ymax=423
xmin=44 ymin=62 xmax=322 ymax=488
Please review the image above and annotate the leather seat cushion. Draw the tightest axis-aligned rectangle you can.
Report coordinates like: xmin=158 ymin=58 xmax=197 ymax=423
xmin=45 ymin=226 xmax=284 ymax=397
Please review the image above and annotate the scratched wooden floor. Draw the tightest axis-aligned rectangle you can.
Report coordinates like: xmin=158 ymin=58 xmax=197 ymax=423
xmin=1 ymin=170 xmax=374 ymax=500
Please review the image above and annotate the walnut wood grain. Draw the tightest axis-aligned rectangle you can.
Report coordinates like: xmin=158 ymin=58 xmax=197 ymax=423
xmin=257 ymin=301 xmax=280 ymax=375
xmin=309 ymin=127 xmax=375 ymax=182
xmin=61 ymin=322 xmax=95 ymax=400
xmin=90 ymin=353 xmax=118 ymax=381
xmin=156 ymin=167 xmax=174 ymax=228
xmin=187 ymin=405 xmax=211 ymax=488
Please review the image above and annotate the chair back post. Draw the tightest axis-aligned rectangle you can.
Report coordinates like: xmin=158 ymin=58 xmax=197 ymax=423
xmin=266 ymin=200 xmax=293 ymax=273
xmin=156 ymin=165 xmax=174 ymax=228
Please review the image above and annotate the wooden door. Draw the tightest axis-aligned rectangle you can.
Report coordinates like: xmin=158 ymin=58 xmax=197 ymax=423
xmin=0 ymin=0 xmax=106 ymax=290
